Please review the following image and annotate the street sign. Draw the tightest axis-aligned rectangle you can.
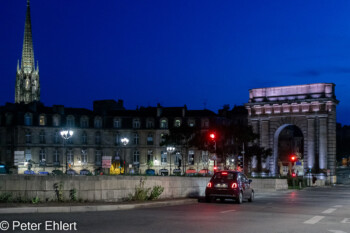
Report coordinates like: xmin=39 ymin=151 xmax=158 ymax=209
xmin=211 ymin=155 xmax=217 ymax=161
xmin=102 ymin=156 xmax=112 ymax=168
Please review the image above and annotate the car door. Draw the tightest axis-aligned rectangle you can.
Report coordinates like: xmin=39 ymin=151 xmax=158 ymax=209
xmin=242 ymin=174 xmax=252 ymax=198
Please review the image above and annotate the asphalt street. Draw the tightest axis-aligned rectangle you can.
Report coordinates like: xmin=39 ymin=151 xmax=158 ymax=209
xmin=1 ymin=185 xmax=350 ymax=233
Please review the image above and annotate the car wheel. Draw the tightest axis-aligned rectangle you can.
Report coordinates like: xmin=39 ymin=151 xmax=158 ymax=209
xmin=205 ymin=196 xmax=211 ymax=203
xmin=236 ymin=192 xmax=243 ymax=204
xmin=248 ymin=191 xmax=254 ymax=202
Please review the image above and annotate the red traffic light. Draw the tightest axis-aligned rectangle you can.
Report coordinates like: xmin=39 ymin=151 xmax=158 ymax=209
xmin=209 ymin=133 xmax=216 ymax=140
xmin=290 ymin=155 xmax=296 ymax=162
xmin=213 ymin=166 xmax=217 ymax=171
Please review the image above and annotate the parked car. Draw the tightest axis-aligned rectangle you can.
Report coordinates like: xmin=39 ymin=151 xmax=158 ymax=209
xmin=205 ymin=170 xmax=254 ymax=204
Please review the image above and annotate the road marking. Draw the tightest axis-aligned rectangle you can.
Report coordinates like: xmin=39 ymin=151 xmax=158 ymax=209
xmin=304 ymin=216 xmax=325 ymax=224
xmin=220 ymin=209 xmax=236 ymax=214
xmin=341 ymin=218 xmax=350 ymax=223
xmin=328 ymin=230 xmax=347 ymax=233
xmin=333 ymin=205 xmax=343 ymax=208
xmin=322 ymin=208 xmax=336 ymax=214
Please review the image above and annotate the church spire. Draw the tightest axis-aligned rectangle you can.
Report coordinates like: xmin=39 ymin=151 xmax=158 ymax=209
xmin=15 ymin=0 xmax=40 ymax=104
xmin=21 ymin=0 xmax=35 ymax=73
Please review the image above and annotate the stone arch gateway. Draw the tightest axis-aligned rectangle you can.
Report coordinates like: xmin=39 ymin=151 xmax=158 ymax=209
xmin=245 ymin=83 xmax=338 ymax=182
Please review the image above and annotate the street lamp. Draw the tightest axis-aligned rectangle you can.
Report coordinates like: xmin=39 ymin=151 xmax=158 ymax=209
xmin=60 ymin=129 xmax=74 ymax=173
xmin=121 ymin=138 xmax=129 ymax=175
xmin=167 ymin=146 xmax=175 ymax=175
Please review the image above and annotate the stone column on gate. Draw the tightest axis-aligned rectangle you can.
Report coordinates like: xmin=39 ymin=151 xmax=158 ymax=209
xmin=318 ymin=117 xmax=327 ymax=179
xmin=251 ymin=120 xmax=259 ymax=175
xmin=307 ymin=117 xmax=315 ymax=171
xmin=260 ymin=120 xmax=270 ymax=176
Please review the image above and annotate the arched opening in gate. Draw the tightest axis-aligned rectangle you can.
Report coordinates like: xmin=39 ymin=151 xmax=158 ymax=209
xmin=273 ymin=124 xmax=304 ymax=176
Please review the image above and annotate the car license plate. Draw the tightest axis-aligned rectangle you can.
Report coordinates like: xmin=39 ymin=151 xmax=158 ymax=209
xmin=215 ymin=183 xmax=227 ymax=188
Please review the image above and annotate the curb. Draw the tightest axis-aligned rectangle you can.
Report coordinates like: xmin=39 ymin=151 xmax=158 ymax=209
xmin=0 ymin=199 xmax=197 ymax=214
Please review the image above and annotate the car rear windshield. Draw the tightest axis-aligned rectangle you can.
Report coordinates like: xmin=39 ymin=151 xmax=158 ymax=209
xmin=213 ymin=172 xmax=237 ymax=180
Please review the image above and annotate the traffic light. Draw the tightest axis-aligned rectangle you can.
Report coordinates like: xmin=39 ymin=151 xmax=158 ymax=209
xmin=209 ymin=132 xmax=216 ymax=140
xmin=213 ymin=166 xmax=218 ymax=172
xmin=237 ymin=155 xmax=243 ymax=169
xmin=290 ymin=155 xmax=298 ymax=162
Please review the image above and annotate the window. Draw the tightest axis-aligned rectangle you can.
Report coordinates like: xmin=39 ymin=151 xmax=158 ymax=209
xmin=95 ymin=132 xmax=101 ymax=144
xmin=161 ymin=151 xmax=167 ymax=164
xmin=94 ymin=116 xmax=102 ymax=128
xmin=160 ymin=134 xmax=166 ymax=144
xmin=25 ymin=130 xmax=31 ymax=143
xmin=66 ymin=115 xmax=75 ymax=127
xmin=115 ymin=133 xmax=120 ymax=145
xmin=24 ymin=113 xmax=32 ymax=126
xmin=188 ymin=150 xmax=195 ymax=165
xmin=25 ymin=149 xmax=31 ymax=162
xmin=147 ymin=134 xmax=153 ymax=145
xmin=67 ymin=149 xmax=74 ymax=164
xmin=147 ymin=150 xmax=153 ymax=163
xmin=174 ymin=119 xmax=181 ymax=127
xmin=201 ymin=151 xmax=208 ymax=164
xmin=175 ymin=152 xmax=182 ymax=166
xmin=146 ymin=119 xmax=154 ymax=128
xmin=39 ymin=115 xmax=46 ymax=126
xmin=81 ymin=149 xmax=87 ymax=164
xmin=53 ymin=115 xmax=60 ymax=127
xmin=95 ymin=150 xmax=102 ymax=166
xmin=133 ymin=133 xmax=139 ymax=145
xmin=39 ymin=149 xmax=46 ymax=166
xmin=113 ymin=118 xmax=121 ymax=128
xmin=188 ymin=119 xmax=195 ymax=127
xmin=54 ymin=131 xmax=60 ymax=144
xmin=80 ymin=116 xmax=89 ymax=128
xmin=39 ymin=130 xmax=45 ymax=144
xmin=133 ymin=150 xmax=140 ymax=164
xmin=133 ymin=119 xmax=140 ymax=128
xmin=82 ymin=131 xmax=87 ymax=144
xmin=53 ymin=149 xmax=60 ymax=165
xmin=160 ymin=119 xmax=168 ymax=129
xmin=202 ymin=119 xmax=209 ymax=128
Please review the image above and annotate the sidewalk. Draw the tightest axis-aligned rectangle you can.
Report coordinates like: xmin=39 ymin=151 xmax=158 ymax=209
xmin=0 ymin=198 xmax=197 ymax=214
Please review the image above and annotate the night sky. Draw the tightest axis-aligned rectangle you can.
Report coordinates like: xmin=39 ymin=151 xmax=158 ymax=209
xmin=1 ymin=0 xmax=350 ymax=124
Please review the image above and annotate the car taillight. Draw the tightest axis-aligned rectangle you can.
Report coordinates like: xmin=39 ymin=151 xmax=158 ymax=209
xmin=207 ymin=182 xmax=212 ymax=188
xmin=231 ymin=183 xmax=237 ymax=189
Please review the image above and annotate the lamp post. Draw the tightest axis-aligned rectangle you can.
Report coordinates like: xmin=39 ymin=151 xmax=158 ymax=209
xmin=167 ymin=146 xmax=175 ymax=175
xmin=121 ymin=138 xmax=129 ymax=175
xmin=60 ymin=129 xmax=74 ymax=174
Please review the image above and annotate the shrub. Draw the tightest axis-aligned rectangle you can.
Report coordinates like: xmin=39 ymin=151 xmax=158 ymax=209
xmin=54 ymin=181 xmax=64 ymax=202
xmin=129 ymin=178 xmax=151 ymax=201
xmin=0 ymin=193 xmax=12 ymax=203
xmin=32 ymin=197 xmax=40 ymax=204
xmin=148 ymin=185 xmax=164 ymax=200
xmin=69 ymin=189 xmax=77 ymax=201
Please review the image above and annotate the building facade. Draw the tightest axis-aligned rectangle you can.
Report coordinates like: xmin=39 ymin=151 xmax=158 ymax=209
xmin=0 ymin=101 xmax=218 ymax=175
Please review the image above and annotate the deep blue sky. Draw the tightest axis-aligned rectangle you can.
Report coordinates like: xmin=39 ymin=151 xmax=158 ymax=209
xmin=1 ymin=0 xmax=350 ymax=124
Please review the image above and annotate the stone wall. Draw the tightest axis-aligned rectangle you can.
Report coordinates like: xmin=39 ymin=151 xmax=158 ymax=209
xmin=0 ymin=175 xmax=287 ymax=202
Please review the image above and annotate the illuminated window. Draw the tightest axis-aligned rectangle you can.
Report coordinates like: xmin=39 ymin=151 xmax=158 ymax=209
xmin=160 ymin=119 xmax=168 ymax=129
xmin=174 ymin=119 xmax=181 ymax=127
xmin=81 ymin=149 xmax=87 ymax=164
xmin=39 ymin=115 xmax=46 ymax=126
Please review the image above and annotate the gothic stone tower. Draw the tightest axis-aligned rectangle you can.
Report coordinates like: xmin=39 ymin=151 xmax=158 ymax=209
xmin=15 ymin=0 xmax=40 ymax=104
